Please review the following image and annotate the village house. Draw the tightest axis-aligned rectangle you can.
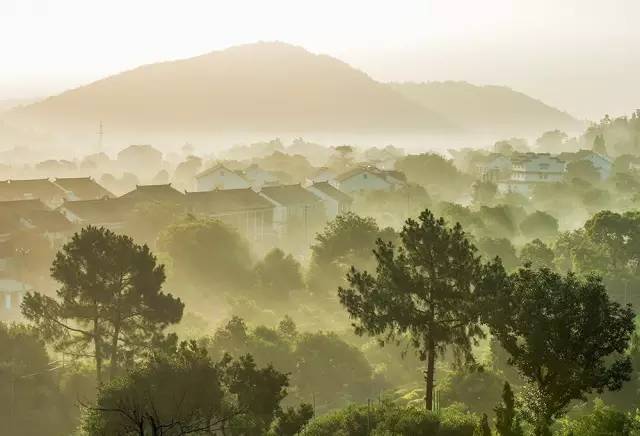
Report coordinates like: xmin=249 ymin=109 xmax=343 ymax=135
xmin=305 ymin=181 xmax=352 ymax=219
xmin=308 ymin=167 xmax=338 ymax=184
xmin=54 ymin=177 xmax=115 ymax=200
xmin=558 ymin=150 xmax=613 ymax=180
xmin=497 ymin=153 xmax=566 ymax=196
xmin=121 ymin=184 xmax=185 ymax=206
xmin=335 ymin=166 xmax=406 ymax=194
xmin=185 ymin=188 xmax=275 ymax=242
xmin=0 ymin=178 xmax=67 ymax=208
xmin=0 ymin=199 xmax=72 ymax=243
xmin=58 ymin=198 xmax=134 ymax=230
xmin=477 ymin=153 xmax=513 ymax=182
xmin=195 ymin=163 xmax=251 ymax=191
xmin=259 ymin=184 xmax=324 ymax=237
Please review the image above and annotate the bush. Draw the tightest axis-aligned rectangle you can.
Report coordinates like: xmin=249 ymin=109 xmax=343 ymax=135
xmin=557 ymin=400 xmax=640 ymax=435
xmin=300 ymin=402 xmax=480 ymax=436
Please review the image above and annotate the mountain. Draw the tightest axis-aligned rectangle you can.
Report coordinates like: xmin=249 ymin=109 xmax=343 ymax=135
xmin=0 ymin=98 xmax=41 ymax=114
xmin=391 ymin=81 xmax=582 ymax=135
xmin=6 ymin=42 xmax=451 ymax=138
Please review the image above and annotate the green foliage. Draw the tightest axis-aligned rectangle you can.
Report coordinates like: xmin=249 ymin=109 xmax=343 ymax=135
xmin=440 ymin=368 xmax=505 ymax=417
xmin=584 ymin=210 xmax=640 ymax=272
xmin=254 ymin=248 xmax=304 ymax=302
xmin=292 ymin=332 xmax=377 ymax=410
xmin=478 ymin=413 xmax=491 ymax=436
xmin=205 ymin=317 xmax=378 ymax=413
xmin=482 ymin=266 xmax=635 ymax=434
xmin=536 ymin=130 xmax=568 ymax=153
xmin=300 ymin=402 xmax=480 ymax=436
xmin=122 ymin=201 xmax=184 ymax=248
xmin=472 ymin=180 xmax=498 ymax=206
xmin=22 ymin=226 xmax=183 ymax=385
xmin=159 ymin=216 xmax=254 ymax=294
xmin=84 ymin=342 xmax=289 ymax=435
xmin=0 ymin=323 xmax=75 ymax=436
xmin=353 ymin=184 xmax=432 ymax=228
xmin=519 ymin=239 xmax=554 ymax=270
xmin=519 ymin=211 xmax=559 ymax=241
xmin=494 ymin=382 xmax=524 ymax=436
xmin=558 ymin=400 xmax=640 ymax=436
xmin=593 ymin=133 xmax=607 ymax=155
xmin=339 ymin=210 xmax=491 ymax=409
xmin=395 ymin=153 xmax=472 ymax=198
xmin=271 ymin=403 xmax=315 ymax=436
xmin=477 ymin=205 xmax=525 ymax=239
xmin=308 ymin=212 xmax=394 ymax=296
xmin=566 ymin=159 xmax=601 ymax=185
xmin=476 ymin=237 xmax=519 ymax=271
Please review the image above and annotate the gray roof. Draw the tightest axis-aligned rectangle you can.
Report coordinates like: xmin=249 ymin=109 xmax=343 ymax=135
xmin=260 ymin=184 xmax=322 ymax=206
xmin=310 ymin=182 xmax=352 ymax=203
xmin=185 ymin=188 xmax=274 ymax=214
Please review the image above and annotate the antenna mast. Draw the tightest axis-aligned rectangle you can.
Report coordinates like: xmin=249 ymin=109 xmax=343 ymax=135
xmin=97 ymin=121 xmax=104 ymax=151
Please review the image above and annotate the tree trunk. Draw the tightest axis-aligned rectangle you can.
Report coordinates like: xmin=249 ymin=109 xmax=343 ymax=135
xmin=108 ymin=318 xmax=121 ymax=382
xmin=94 ymin=316 xmax=103 ymax=386
xmin=424 ymin=336 xmax=436 ymax=411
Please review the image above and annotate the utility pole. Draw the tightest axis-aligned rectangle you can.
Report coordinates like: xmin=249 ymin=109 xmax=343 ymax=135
xmin=304 ymin=204 xmax=309 ymax=248
xmin=97 ymin=121 xmax=104 ymax=152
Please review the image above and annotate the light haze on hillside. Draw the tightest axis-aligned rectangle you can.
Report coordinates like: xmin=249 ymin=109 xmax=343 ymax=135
xmin=1 ymin=0 xmax=638 ymax=120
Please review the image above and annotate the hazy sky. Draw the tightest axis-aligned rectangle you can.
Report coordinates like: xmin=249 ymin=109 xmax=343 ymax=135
xmin=1 ymin=0 xmax=639 ymax=120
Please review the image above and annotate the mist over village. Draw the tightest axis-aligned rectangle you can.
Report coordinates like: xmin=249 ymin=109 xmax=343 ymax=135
xmin=1 ymin=1 xmax=640 ymax=435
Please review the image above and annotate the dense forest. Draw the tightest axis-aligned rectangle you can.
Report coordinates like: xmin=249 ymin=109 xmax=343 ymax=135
xmin=3 ymin=112 xmax=640 ymax=436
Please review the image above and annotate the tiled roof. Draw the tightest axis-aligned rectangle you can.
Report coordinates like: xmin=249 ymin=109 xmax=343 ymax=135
xmin=0 ymin=199 xmax=48 ymax=214
xmin=59 ymin=198 xmax=134 ymax=224
xmin=0 ymin=199 xmax=71 ymax=233
xmin=196 ymin=163 xmax=249 ymax=181
xmin=54 ymin=177 xmax=114 ymax=200
xmin=24 ymin=210 xmax=73 ymax=232
xmin=310 ymin=182 xmax=353 ymax=203
xmin=121 ymin=184 xmax=185 ymax=204
xmin=185 ymin=188 xmax=274 ymax=214
xmin=260 ymin=184 xmax=322 ymax=206
xmin=336 ymin=166 xmax=406 ymax=183
xmin=0 ymin=179 xmax=66 ymax=202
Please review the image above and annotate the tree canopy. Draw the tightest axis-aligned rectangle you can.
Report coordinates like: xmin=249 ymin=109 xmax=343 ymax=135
xmin=339 ymin=210 xmax=493 ymax=410
xmin=22 ymin=226 xmax=184 ymax=384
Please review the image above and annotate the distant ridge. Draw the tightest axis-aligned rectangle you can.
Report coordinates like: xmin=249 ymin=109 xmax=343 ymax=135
xmin=7 ymin=42 xmax=452 ymax=136
xmin=391 ymin=81 xmax=582 ymax=135
xmin=4 ymin=43 xmax=581 ymax=142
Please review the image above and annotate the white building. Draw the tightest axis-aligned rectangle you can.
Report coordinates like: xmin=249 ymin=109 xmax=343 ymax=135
xmin=195 ymin=164 xmax=251 ymax=191
xmin=497 ymin=153 xmax=565 ymax=196
xmin=559 ymin=150 xmax=613 ymax=180
xmin=259 ymin=184 xmax=323 ymax=237
xmin=336 ymin=167 xmax=405 ymax=194
xmin=478 ymin=154 xmax=513 ymax=182
xmin=306 ymin=182 xmax=353 ymax=219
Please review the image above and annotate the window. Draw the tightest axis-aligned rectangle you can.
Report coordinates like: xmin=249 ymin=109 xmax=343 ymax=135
xmin=4 ymin=293 xmax=11 ymax=310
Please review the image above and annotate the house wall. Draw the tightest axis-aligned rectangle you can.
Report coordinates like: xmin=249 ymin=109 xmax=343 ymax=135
xmin=511 ymin=155 xmax=565 ymax=183
xmin=196 ymin=170 xmax=250 ymax=191
xmin=206 ymin=209 xmax=274 ymax=242
xmin=497 ymin=181 xmax=532 ymax=196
